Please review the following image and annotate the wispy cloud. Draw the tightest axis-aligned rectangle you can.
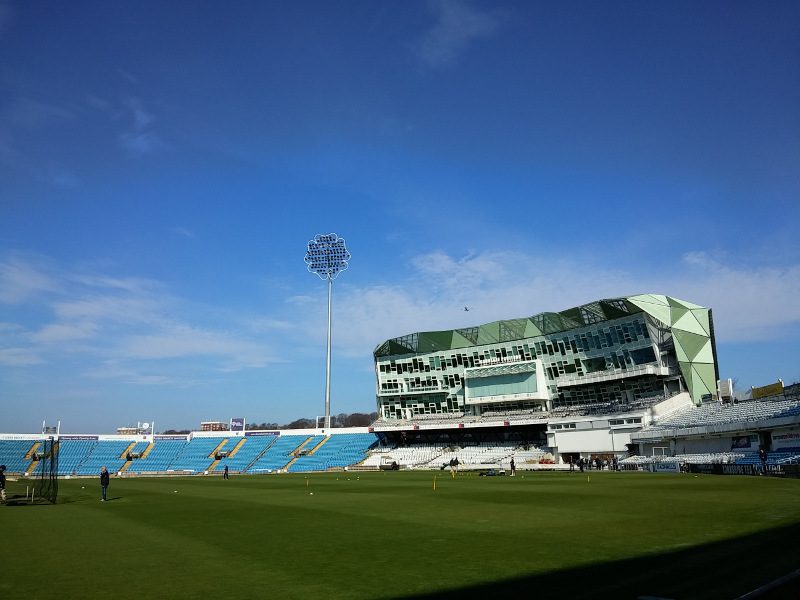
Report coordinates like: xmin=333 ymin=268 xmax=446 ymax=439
xmin=0 ymin=253 xmax=279 ymax=383
xmin=84 ymin=361 xmax=210 ymax=387
xmin=117 ymin=68 xmax=139 ymax=85
xmin=120 ymin=130 xmax=164 ymax=155
xmin=0 ymin=255 xmax=60 ymax=303
xmin=295 ymin=250 xmax=800 ymax=357
xmin=0 ymin=347 xmax=43 ymax=367
xmin=29 ymin=322 xmax=99 ymax=344
xmin=3 ymin=98 xmax=73 ymax=129
xmin=121 ymin=325 xmax=275 ymax=368
xmin=118 ymin=96 xmax=164 ymax=155
xmin=414 ymin=0 xmax=503 ymax=69
xmin=0 ymin=98 xmax=76 ymax=183
xmin=173 ymin=226 xmax=195 ymax=238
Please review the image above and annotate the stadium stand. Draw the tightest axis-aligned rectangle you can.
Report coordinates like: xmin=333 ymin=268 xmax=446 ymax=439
xmin=76 ymin=440 xmax=131 ymax=475
xmin=247 ymin=435 xmax=307 ymax=473
xmin=54 ymin=439 xmax=98 ymax=475
xmin=167 ymin=437 xmax=220 ymax=472
xmin=129 ymin=441 xmax=149 ymax=454
xmin=129 ymin=438 xmax=187 ymax=473
xmin=363 ymin=444 xmax=448 ymax=468
xmin=0 ymin=439 xmax=38 ymax=473
xmin=646 ymin=398 xmax=800 ymax=431
xmin=288 ymin=433 xmax=378 ymax=472
xmin=216 ymin=435 xmax=276 ymax=473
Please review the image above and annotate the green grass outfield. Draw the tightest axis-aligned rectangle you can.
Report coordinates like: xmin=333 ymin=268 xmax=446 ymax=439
xmin=2 ymin=471 xmax=800 ymax=599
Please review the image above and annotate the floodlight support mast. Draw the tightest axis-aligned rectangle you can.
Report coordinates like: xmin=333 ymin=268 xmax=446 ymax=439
xmin=304 ymin=233 xmax=351 ymax=433
xmin=325 ymin=273 xmax=333 ymax=430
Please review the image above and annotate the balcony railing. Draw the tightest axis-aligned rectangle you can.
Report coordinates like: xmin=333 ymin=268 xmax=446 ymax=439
xmin=556 ymin=364 xmax=677 ymax=388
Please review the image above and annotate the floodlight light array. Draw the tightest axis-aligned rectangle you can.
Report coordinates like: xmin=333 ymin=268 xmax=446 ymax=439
xmin=305 ymin=233 xmax=351 ymax=281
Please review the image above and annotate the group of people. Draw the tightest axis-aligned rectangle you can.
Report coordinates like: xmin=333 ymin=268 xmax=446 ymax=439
xmin=570 ymin=455 xmax=619 ymax=472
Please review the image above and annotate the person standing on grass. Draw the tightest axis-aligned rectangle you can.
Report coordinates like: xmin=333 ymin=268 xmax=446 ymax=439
xmin=0 ymin=464 xmax=6 ymax=503
xmin=100 ymin=466 xmax=110 ymax=501
xmin=223 ymin=465 xmax=229 ymax=480
xmin=510 ymin=457 xmax=516 ymax=477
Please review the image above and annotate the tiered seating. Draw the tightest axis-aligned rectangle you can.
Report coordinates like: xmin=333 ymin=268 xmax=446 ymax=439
xmin=480 ymin=408 xmax=548 ymax=420
xmin=735 ymin=451 xmax=799 ymax=466
xmin=129 ymin=439 xmax=187 ymax=473
xmin=222 ymin=436 xmax=244 ymax=454
xmin=130 ymin=441 xmax=149 ymax=454
xmin=365 ymin=445 xmax=446 ymax=468
xmin=620 ymin=452 xmax=745 ymax=466
xmin=55 ymin=439 xmax=98 ymax=475
xmin=247 ymin=435 xmax=306 ymax=473
xmin=288 ymin=433 xmax=378 ymax=472
xmin=168 ymin=437 xmax=221 ymax=472
xmin=0 ymin=439 xmax=38 ymax=473
xmin=516 ymin=448 xmax=550 ymax=463
xmin=75 ymin=440 xmax=131 ymax=475
xmin=430 ymin=443 xmax=516 ymax=468
xmin=648 ymin=398 xmax=800 ymax=431
xmin=299 ymin=435 xmax=326 ymax=453
xmin=217 ymin=436 xmax=276 ymax=473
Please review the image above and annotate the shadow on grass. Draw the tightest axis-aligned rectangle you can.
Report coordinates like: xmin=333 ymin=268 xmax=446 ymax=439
xmin=393 ymin=521 xmax=800 ymax=600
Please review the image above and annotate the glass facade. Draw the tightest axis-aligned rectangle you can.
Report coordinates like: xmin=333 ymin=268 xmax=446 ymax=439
xmin=373 ymin=295 xmax=718 ymax=420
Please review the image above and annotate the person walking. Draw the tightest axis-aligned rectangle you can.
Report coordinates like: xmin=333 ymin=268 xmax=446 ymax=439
xmin=100 ymin=466 xmax=110 ymax=501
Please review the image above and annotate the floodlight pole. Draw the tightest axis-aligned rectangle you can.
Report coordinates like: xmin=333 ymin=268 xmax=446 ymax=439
xmin=305 ymin=233 xmax=351 ymax=432
xmin=324 ymin=273 xmax=333 ymax=430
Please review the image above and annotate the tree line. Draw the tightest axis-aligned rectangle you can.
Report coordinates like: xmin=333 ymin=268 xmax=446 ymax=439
xmin=160 ymin=412 xmax=377 ymax=434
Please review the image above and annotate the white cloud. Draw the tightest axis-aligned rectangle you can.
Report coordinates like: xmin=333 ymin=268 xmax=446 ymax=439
xmin=248 ymin=317 xmax=294 ymax=332
xmin=672 ymin=253 xmax=800 ymax=342
xmin=295 ymin=250 xmax=800 ymax=358
xmin=0 ymin=254 xmax=280 ymax=379
xmin=173 ymin=227 xmax=195 ymax=238
xmin=121 ymin=325 xmax=275 ymax=368
xmin=84 ymin=361 xmax=208 ymax=387
xmin=3 ymin=97 xmax=73 ymax=130
xmin=120 ymin=130 xmax=164 ymax=155
xmin=414 ymin=0 xmax=503 ymax=69
xmin=0 ymin=347 xmax=43 ymax=366
xmin=0 ymin=256 xmax=59 ymax=303
xmin=29 ymin=322 xmax=98 ymax=344
xmin=117 ymin=96 xmax=164 ymax=155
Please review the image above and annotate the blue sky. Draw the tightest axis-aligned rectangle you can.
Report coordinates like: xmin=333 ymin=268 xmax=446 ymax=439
xmin=1 ymin=1 xmax=799 ymax=433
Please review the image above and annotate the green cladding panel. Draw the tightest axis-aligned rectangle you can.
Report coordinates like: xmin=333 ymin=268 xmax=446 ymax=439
xmin=374 ymin=294 xmax=717 ymax=404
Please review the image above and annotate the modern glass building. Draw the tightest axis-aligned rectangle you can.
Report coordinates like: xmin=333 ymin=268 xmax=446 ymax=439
xmin=373 ymin=295 xmax=718 ymax=420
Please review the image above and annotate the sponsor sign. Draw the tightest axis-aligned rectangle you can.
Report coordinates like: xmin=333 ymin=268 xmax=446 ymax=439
xmin=230 ymin=417 xmax=245 ymax=432
xmin=772 ymin=431 xmax=800 ymax=450
xmin=244 ymin=431 xmax=279 ymax=437
xmin=58 ymin=435 xmax=99 ymax=440
xmin=652 ymin=462 xmax=680 ymax=473
xmin=752 ymin=381 xmax=784 ymax=399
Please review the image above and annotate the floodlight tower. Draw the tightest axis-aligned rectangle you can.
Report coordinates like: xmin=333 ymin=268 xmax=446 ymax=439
xmin=305 ymin=233 xmax=351 ymax=430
